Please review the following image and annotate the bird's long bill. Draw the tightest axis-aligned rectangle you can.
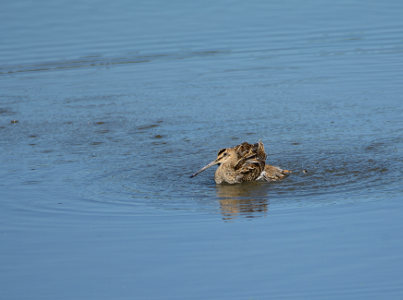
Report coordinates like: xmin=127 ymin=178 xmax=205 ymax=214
xmin=190 ymin=160 xmax=218 ymax=178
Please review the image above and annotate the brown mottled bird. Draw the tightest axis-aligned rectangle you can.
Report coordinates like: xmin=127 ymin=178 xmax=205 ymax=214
xmin=190 ymin=141 xmax=290 ymax=184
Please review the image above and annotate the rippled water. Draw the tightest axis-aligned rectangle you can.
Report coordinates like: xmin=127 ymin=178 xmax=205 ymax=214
xmin=1 ymin=0 xmax=403 ymax=299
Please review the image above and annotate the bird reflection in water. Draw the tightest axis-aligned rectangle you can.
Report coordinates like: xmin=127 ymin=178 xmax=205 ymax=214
xmin=215 ymin=182 xmax=270 ymax=220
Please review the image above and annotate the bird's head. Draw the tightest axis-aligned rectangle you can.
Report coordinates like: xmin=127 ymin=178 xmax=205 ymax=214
xmin=190 ymin=148 xmax=237 ymax=178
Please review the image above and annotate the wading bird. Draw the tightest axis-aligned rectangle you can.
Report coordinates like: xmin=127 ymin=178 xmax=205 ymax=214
xmin=190 ymin=141 xmax=290 ymax=184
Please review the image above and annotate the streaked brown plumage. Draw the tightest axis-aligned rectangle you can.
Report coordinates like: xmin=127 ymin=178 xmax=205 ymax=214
xmin=190 ymin=141 xmax=290 ymax=184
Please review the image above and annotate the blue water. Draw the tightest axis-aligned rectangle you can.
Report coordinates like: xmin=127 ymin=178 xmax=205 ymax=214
xmin=1 ymin=0 xmax=403 ymax=299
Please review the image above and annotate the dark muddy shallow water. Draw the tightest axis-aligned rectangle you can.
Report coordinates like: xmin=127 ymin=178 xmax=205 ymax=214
xmin=1 ymin=0 xmax=403 ymax=299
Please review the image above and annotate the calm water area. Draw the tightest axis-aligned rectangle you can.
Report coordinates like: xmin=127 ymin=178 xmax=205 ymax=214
xmin=1 ymin=0 xmax=403 ymax=299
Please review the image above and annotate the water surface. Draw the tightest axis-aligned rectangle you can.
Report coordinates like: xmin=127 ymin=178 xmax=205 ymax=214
xmin=1 ymin=0 xmax=403 ymax=299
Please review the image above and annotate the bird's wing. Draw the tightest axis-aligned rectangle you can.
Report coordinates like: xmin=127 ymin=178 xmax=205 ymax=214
xmin=237 ymin=159 xmax=265 ymax=178
xmin=235 ymin=159 xmax=265 ymax=182
xmin=255 ymin=141 xmax=267 ymax=161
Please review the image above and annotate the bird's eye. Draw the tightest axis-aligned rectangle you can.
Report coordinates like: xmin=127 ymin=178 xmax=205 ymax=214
xmin=223 ymin=153 xmax=227 ymax=156
xmin=217 ymin=148 xmax=226 ymax=156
